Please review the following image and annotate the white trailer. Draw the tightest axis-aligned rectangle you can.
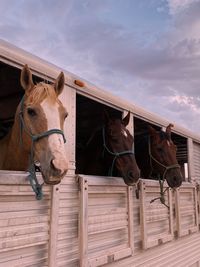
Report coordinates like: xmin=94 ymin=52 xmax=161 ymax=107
xmin=0 ymin=39 xmax=200 ymax=267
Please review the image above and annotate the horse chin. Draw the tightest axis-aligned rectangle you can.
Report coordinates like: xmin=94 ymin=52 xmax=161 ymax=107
xmin=122 ymin=175 xmax=139 ymax=186
xmin=122 ymin=170 xmax=140 ymax=186
xmin=165 ymin=173 xmax=182 ymax=188
xmin=40 ymin=169 xmax=62 ymax=185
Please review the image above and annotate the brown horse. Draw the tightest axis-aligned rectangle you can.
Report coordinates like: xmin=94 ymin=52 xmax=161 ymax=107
xmin=0 ymin=65 xmax=68 ymax=193
xmin=76 ymin=111 xmax=140 ymax=186
xmin=135 ymin=124 xmax=182 ymax=188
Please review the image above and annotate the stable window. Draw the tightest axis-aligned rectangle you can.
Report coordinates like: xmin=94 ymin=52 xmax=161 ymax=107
xmin=0 ymin=61 xmax=44 ymax=154
xmin=134 ymin=116 xmax=188 ymax=181
xmin=75 ymin=94 xmax=122 ymax=176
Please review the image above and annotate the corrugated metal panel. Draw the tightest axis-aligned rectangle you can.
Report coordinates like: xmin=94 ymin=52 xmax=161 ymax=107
xmin=0 ymin=171 xmax=51 ymax=267
xmin=193 ymin=142 xmax=200 ymax=183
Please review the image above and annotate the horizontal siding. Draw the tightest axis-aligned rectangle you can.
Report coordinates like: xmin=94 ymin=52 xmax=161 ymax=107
xmin=56 ymin=176 xmax=79 ymax=267
xmin=193 ymin=142 xmax=200 ymax=183
xmin=0 ymin=171 xmax=51 ymax=267
xmin=1 ymin=172 xmax=200 ymax=267
xmin=105 ymin=232 xmax=200 ymax=267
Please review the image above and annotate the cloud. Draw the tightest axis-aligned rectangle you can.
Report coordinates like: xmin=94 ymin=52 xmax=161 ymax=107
xmin=1 ymin=0 xmax=200 ymax=133
xmin=167 ymin=0 xmax=200 ymax=14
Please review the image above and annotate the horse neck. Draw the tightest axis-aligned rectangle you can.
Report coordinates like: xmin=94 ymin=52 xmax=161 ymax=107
xmin=2 ymin=107 xmax=31 ymax=171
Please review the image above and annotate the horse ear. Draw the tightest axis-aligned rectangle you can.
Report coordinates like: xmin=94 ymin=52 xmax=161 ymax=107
xmin=54 ymin=72 xmax=65 ymax=96
xmin=166 ymin=123 xmax=174 ymax=140
xmin=122 ymin=111 xmax=130 ymax=126
xmin=148 ymin=125 xmax=157 ymax=136
xmin=20 ymin=64 xmax=34 ymax=92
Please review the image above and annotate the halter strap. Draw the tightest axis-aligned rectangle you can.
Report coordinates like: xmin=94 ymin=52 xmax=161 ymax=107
xmin=102 ymin=127 xmax=134 ymax=176
xmin=148 ymin=137 xmax=180 ymax=180
xmin=148 ymin=136 xmax=180 ymax=208
xmin=19 ymin=96 xmax=66 ymax=200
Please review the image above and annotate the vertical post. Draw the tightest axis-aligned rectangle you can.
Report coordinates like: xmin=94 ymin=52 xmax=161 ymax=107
xmin=174 ymin=188 xmax=181 ymax=237
xmin=187 ymin=138 xmax=195 ymax=183
xmin=79 ymin=176 xmax=88 ymax=267
xmin=194 ymin=187 xmax=199 ymax=228
xmin=139 ymin=180 xmax=147 ymax=249
xmin=59 ymin=84 xmax=76 ymax=175
xmin=127 ymin=186 xmax=134 ymax=254
xmin=168 ymin=188 xmax=174 ymax=236
xmin=48 ymin=185 xmax=60 ymax=267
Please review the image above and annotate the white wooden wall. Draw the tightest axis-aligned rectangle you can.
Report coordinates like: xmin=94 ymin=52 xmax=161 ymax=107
xmin=1 ymin=172 xmax=200 ymax=267
xmin=193 ymin=141 xmax=200 ymax=184
xmin=0 ymin=171 xmax=51 ymax=267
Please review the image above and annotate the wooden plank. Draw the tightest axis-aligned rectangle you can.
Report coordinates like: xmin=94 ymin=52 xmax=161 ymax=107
xmin=48 ymin=185 xmax=59 ymax=267
xmin=0 ymin=233 xmax=49 ymax=252
xmin=79 ymin=175 xmax=127 ymax=187
xmin=139 ymin=180 xmax=147 ymax=249
xmin=175 ymin=185 xmax=198 ymax=237
xmin=79 ymin=176 xmax=89 ymax=267
xmin=127 ymin=186 xmax=134 ymax=254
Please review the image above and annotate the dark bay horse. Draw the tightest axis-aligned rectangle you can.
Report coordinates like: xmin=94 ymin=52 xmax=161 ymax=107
xmin=135 ymin=123 xmax=182 ymax=188
xmin=76 ymin=111 xmax=140 ymax=186
xmin=0 ymin=65 xmax=68 ymax=190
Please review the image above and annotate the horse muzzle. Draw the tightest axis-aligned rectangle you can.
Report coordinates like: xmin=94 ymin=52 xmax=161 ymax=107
xmin=123 ymin=168 xmax=140 ymax=186
xmin=39 ymin=157 xmax=68 ymax=185
xmin=165 ymin=168 xmax=182 ymax=188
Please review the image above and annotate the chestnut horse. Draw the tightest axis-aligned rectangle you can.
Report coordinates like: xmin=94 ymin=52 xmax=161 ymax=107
xmin=76 ymin=111 xmax=140 ymax=186
xmin=135 ymin=124 xmax=182 ymax=188
xmin=0 ymin=65 xmax=68 ymax=198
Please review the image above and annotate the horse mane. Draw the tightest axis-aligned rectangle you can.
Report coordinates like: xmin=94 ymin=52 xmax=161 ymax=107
xmin=27 ymin=83 xmax=58 ymax=104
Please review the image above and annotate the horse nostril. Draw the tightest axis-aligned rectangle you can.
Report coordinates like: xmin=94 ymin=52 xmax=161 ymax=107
xmin=127 ymin=170 xmax=140 ymax=181
xmin=173 ymin=176 xmax=182 ymax=187
xmin=50 ymin=159 xmax=61 ymax=174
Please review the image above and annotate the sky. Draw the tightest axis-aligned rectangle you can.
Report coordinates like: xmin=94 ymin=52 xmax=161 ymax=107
xmin=1 ymin=0 xmax=200 ymax=134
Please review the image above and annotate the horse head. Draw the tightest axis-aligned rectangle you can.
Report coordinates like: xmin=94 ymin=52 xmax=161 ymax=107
xmin=104 ymin=111 xmax=140 ymax=185
xmin=148 ymin=124 xmax=182 ymax=188
xmin=20 ymin=65 xmax=68 ymax=185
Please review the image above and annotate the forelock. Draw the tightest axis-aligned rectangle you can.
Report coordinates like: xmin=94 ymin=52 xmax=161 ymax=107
xmin=27 ymin=83 xmax=57 ymax=104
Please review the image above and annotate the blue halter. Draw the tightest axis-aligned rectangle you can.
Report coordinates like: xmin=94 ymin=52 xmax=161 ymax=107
xmin=19 ymin=96 xmax=66 ymax=200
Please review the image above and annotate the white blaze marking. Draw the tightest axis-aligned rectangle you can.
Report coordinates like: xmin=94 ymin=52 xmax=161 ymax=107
xmin=122 ymin=129 xmax=128 ymax=138
xmin=41 ymin=99 xmax=67 ymax=173
xmin=167 ymin=140 xmax=171 ymax=147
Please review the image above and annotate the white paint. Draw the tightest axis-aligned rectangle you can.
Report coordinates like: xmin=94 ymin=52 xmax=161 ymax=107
xmin=41 ymin=99 xmax=68 ymax=175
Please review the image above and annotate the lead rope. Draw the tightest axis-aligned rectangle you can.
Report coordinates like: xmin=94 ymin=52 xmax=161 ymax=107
xmin=150 ymin=175 xmax=169 ymax=209
xmin=148 ymin=137 xmax=180 ymax=208
xmin=27 ymin=139 xmax=43 ymax=200
xmin=19 ymin=96 xmax=66 ymax=200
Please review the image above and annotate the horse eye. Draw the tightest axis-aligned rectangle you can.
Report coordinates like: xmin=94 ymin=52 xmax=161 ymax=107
xmin=27 ymin=108 xmax=37 ymax=117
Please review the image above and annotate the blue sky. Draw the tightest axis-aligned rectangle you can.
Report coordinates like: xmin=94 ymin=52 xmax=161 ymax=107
xmin=1 ymin=0 xmax=200 ymax=133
